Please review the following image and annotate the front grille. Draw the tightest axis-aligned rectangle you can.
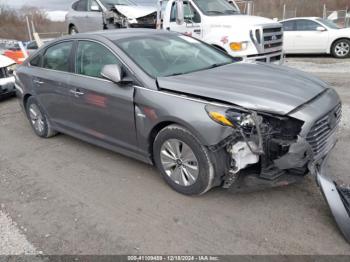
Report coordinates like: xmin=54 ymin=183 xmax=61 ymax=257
xmin=306 ymin=103 xmax=342 ymax=159
xmin=262 ymin=26 xmax=283 ymax=52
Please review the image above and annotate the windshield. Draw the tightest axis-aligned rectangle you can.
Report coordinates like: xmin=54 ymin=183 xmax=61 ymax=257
xmin=193 ymin=0 xmax=240 ymax=16
xmin=116 ymin=34 xmax=234 ymax=78
xmin=317 ymin=18 xmax=342 ymax=29
xmin=100 ymin=0 xmax=136 ymax=7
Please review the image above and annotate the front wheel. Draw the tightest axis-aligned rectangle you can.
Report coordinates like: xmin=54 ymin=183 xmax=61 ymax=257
xmin=153 ymin=125 xmax=215 ymax=195
xmin=331 ymin=39 xmax=350 ymax=58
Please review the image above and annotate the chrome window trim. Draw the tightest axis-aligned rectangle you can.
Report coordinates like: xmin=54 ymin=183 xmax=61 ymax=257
xmin=28 ymin=38 xmax=142 ymax=85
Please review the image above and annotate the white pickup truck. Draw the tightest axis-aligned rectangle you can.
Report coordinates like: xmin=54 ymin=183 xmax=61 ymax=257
xmin=66 ymin=0 xmax=284 ymax=63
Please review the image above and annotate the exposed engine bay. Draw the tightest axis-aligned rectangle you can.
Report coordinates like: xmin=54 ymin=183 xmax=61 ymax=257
xmin=205 ymin=104 xmax=337 ymax=190
xmin=103 ymin=5 xmax=157 ymax=29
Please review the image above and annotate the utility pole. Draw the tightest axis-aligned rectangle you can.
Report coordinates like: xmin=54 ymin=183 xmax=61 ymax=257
xmin=25 ymin=16 xmax=32 ymax=41
xmin=246 ymin=1 xmax=253 ymax=16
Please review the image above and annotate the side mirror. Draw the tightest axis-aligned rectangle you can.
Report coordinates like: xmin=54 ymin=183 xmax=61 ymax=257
xmin=316 ymin=26 xmax=326 ymax=32
xmin=101 ymin=64 xmax=123 ymax=83
xmin=90 ymin=4 xmax=100 ymax=12
xmin=176 ymin=0 xmax=185 ymax=25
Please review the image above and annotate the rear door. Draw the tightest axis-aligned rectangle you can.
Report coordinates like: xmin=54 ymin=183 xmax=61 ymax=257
xmin=293 ymin=19 xmax=329 ymax=53
xmin=32 ymin=41 xmax=75 ymax=128
xmin=67 ymin=40 xmax=138 ymax=151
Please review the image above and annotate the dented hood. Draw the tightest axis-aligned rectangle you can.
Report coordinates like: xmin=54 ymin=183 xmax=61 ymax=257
xmin=114 ymin=5 xmax=156 ymax=19
xmin=157 ymin=62 xmax=328 ymax=115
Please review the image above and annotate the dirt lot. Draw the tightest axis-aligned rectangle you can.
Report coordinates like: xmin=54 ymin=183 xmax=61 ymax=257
xmin=0 ymin=56 xmax=350 ymax=255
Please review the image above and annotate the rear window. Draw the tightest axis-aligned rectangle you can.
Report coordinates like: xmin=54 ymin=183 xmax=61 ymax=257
xmin=43 ymin=41 xmax=73 ymax=72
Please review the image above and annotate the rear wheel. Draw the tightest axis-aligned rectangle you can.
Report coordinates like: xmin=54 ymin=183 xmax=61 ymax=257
xmin=331 ymin=39 xmax=350 ymax=58
xmin=26 ymin=97 xmax=57 ymax=138
xmin=153 ymin=125 xmax=215 ymax=195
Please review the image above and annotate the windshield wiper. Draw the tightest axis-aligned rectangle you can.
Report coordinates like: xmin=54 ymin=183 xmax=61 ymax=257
xmin=206 ymin=10 xmax=225 ymax=15
xmin=165 ymin=72 xmax=186 ymax=77
xmin=224 ymin=10 xmax=239 ymax=14
xmin=203 ymin=62 xmax=231 ymax=70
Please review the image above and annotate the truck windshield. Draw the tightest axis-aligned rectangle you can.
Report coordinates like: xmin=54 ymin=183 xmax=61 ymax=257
xmin=193 ymin=0 xmax=240 ymax=16
xmin=116 ymin=34 xmax=234 ymax=78
xmin=100 ymin=0 xmax=136 ymax=7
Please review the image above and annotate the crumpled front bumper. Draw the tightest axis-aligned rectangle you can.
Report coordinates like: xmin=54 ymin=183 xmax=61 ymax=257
xmin=316 ymin=156 xmax=350 ymax=243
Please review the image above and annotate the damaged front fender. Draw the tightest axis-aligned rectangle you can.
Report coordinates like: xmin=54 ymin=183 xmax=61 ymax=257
xmin=317 ymin=163 xmax=350 ymax=243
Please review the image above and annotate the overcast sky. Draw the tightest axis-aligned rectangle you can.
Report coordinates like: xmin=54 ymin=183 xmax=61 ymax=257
xmin=0 ymin=0 xmax=156 ymax=10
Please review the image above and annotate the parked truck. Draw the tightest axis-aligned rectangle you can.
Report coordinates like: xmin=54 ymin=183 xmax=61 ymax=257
xmin=66 ymin=0 xmax=284 ymax=63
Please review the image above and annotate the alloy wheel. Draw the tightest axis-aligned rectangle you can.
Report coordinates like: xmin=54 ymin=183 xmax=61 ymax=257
xmin=160 ymin=139 xmax=199 ymax=187
xmin=28 ymin=104 xmax=45 ymax=134
xmin=335 ymin=41 xmax=350 ymax=57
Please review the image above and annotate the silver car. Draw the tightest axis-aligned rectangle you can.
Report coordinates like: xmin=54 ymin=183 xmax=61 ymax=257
xmin=65 ymin=0 xmax=157 ymax=34
xmin=14 ymin=29 xmax=350 ymax=241
xmin=0 ymin=55 xmax=16 ymax=98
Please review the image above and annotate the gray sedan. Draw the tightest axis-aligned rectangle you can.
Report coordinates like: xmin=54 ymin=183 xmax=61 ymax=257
xmin=15 ymin=29 xmax=341 ymax=196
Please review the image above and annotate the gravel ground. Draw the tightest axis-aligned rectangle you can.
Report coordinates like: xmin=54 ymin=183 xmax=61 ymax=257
xmin=0 ymin=56 xmax=349 ymax=255
xmin=0 ymin=210 xmax=37 ymax=255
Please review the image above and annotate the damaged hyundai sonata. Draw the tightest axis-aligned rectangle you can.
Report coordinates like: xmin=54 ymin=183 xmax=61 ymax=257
xmin=15 ymin=30 xmax=350 ymax=241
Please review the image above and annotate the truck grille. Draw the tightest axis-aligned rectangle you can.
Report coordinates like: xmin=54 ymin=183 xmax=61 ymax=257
xmin=306 ymin=104 xmax=342 ymax=159
xmin=262 ymin=26 xmax=283 ymax=52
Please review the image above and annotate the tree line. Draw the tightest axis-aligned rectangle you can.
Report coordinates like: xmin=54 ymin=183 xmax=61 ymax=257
xmin=0 ymin=4 xmax=65 ymax=41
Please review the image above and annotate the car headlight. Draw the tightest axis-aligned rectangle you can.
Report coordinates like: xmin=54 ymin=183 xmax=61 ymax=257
xmin=230 ymin=41 xmax=249 ymax=51
xmin=205 ymin=104 xmax=255 ymax=129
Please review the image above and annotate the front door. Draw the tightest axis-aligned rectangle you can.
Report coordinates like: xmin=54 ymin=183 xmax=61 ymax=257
xmin=168 ymin=1 xmax=202 ymax=39
xmin=68 ymin=40 xmax=138 ymax=151
xmin=293 ymin=19 xmax=329 ymax=53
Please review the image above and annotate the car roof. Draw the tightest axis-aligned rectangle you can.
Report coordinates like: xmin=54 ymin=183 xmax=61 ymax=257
xmin=59 ymin=29 xmax=177 ymax=42
xmin=281 ymin=17 xmax=320 ymax=22
xmin=92 ymin=29 xmax=173 ymax=41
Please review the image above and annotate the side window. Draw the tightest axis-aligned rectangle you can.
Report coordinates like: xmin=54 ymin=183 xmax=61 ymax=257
xmin=76 ymin=41 xmax=121 ymax=78
xmin=282 ymin=21 xmax=295 ymax=31
xmin=43 ymin=42 xmax=73 ymax=72
xmin=295 ymin=20 xmax=319 ymax=31
xmin=74 ymin=0 xmax=88 ymax=12
xmin=27 ymin=41 xmax=38 ymax=50
xmin=88 ymin=0 xmax=101 ymax=11
xmin=30 ymin=54 xmax=42 ymax=67
xmin=170 ymin=1 xmax=201 ymax=23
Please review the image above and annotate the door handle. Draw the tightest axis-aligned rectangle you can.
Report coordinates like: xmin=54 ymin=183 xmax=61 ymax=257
xmin=70 ymin=89 xmax=85 ymax=97
xmin=194 ymin=29 xmax=201 ymax=34
xmin=33 ymin=80 xmax=44 ymax=85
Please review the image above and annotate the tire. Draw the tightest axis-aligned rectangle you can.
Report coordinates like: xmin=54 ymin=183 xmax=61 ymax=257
xmin=331 ymin=39 xmax=350 ymax=58
xmin=69 ymin=25 xmax=78 ymax=35
xmin=153 ymin=124 xmax=215 ymax=195
xmin=26 ymin=97 xmax=57 ymax=138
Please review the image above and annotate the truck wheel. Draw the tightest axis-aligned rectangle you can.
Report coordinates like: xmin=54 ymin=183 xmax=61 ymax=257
xmin=69 ymin=25 xmax=79 ymax=35
xmin=153 ymin=125 xmax=215 ymax=195
xmin=26 ymin=97 xmax=57 ymax=138
xmin=331 ymin=39 xmax=350 ymax=58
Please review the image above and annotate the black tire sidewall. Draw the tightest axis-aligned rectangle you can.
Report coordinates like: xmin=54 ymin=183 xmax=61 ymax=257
xmin=332 ymin=39 xmax=350 ymax=58
xmin=26 ymin=97 xmax=49 ymax=138
xmin=153 ymin=125 xmax=214 ymax=195
xmin=69 ymin=26 xmax=78 ymax=35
